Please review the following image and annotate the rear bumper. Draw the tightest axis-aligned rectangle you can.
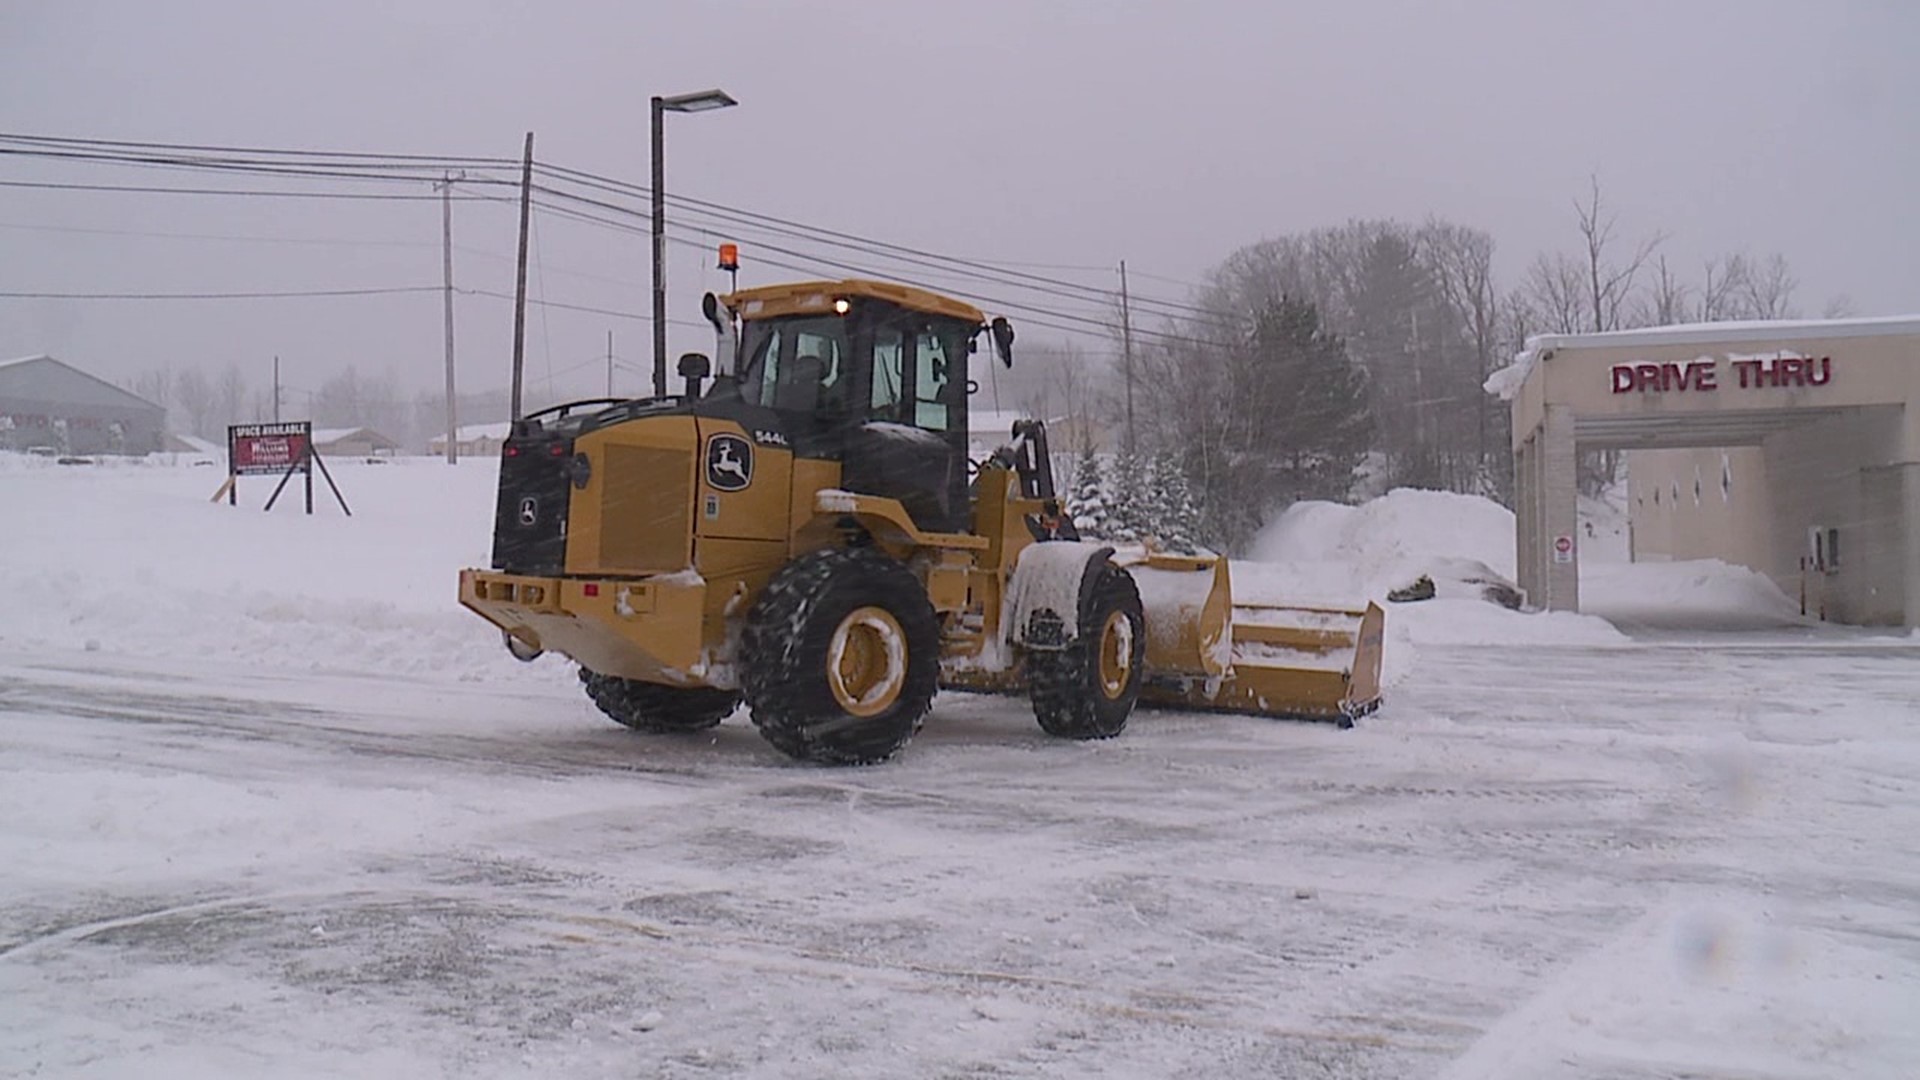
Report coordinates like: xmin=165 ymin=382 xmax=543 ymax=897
xmin=458 ymin=568 xmax=711 ymax=685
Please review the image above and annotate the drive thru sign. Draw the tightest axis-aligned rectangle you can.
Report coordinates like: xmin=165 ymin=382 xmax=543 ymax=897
xmin=1553 ymin=535 xmax=1575 ymax=564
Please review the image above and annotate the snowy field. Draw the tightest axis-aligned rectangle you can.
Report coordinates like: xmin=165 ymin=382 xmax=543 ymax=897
xmin=3 ymin=454 xmax=1917 ymax=1078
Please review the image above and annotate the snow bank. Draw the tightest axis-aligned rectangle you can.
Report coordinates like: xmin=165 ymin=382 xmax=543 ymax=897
xmin=0 ymin=454 xmax=552 ymax=683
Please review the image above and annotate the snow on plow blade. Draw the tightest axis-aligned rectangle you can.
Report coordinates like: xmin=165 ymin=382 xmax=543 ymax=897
xmin=1123 ymin=553 xmax=1385 ymax=724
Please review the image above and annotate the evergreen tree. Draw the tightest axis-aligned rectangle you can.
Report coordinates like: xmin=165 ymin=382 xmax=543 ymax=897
xmin=1106 ymin=451 xmax=1145 ymax=542
xmin=1250 ymin=296 xmax=1372 ymax=507
xmin=1066 ymin=446 xmax=1110 ymax=537
xmin=1150 ymin=450 xmax=1205 ymax=553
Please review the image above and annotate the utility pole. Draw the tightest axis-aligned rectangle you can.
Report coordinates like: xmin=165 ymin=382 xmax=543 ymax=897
xmin=272 ymin=355 xmax=281 ymax=422
xmin=510 ymin=131 xmax=534 ymax=421
xmin=1118 ymin=260 xmax=1137 ymax=457
xmin=437 ymin=172 xmax=459 ymax=464
xmin=606 ymin=329 xmax=615 ymax=397
xmin=650 ymin=99 xmax=668 ymax=399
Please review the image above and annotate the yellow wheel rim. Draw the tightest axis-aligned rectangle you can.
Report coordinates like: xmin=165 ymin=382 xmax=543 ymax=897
xmin=828 ymin=605 xmax=907 ymax=718
xmin=1096 ymin=609 xmax=1134 ymax=700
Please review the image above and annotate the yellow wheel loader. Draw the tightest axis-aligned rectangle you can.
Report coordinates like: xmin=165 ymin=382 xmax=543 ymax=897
xmin=459 ymin=279 xmax=1384 ymax=764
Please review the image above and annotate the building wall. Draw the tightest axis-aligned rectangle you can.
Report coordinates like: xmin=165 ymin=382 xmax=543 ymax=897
xmin=1760 ymin=407 xmax=1909 ymax=625
xmin=0 ymin=399 xmax=164 ymax=455
xmin=1628 ymin=447 xmax=1774 ymax=571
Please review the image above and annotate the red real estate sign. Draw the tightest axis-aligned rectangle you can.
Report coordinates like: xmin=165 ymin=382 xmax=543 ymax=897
xmin=229 ymin=421 xmax=311 ymax=475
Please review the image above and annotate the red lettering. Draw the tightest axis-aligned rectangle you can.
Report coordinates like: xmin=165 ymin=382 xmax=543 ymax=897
xmin=1658 ymin=362 xmax=1683 ymax=391
xmin=1694 ymin=363 xmax=1718 ymax=391
xmin=1635 ymin=364 xmax=1661 ymax=392
xmin=1780 ymin=357 xmax=1805 ymax=386
xmin=1732 ymin=360 xmax=1757 ymax=388
xmin=1807 ymin=356 xmax=1832 ymax=386
xmin=1611 ymin=365 xmax=1636 ymax=393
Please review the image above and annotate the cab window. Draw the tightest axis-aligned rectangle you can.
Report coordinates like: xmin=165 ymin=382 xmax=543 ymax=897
xmin=871 ymin=327 xmax=905 ymax=417
xmin=739 ymin=318 xmax=849 ymax=413
xmin=913 ymin=330 xmax=951 ymax=431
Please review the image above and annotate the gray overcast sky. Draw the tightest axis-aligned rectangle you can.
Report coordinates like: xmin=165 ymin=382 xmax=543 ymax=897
xmin=2 ymin=0 xmax=1915 ymax=406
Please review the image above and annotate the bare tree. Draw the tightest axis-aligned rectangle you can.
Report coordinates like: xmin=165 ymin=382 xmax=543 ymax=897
xmin=1822 ymin=294 xmax=1857 ymax=319
xmin=1521 ymin=251 xmax=1587 ymax=334
xmin=173 ymin=368 xmax=216 ymax=439
xmin=1645 ymin=254 xmax=1690 ymax=326
xmin=216 ymin=364 xmax=248 ymax=437
xmin=1741 ymin=252 xmax=1798 ymax=319
xmin=1574 ymin=175 xmax=1661 ymax=332
xmin=1697 ymin=254 xmax=1748 ymax=321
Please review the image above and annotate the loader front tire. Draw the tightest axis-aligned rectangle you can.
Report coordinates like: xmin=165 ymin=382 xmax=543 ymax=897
xmin=579 ymin=669 xmax=740 ymax=733
xmin=1028 ymin=562 xmax=1145 ymax=740
xmin=741 ymin=547 xmax=940 ymax=765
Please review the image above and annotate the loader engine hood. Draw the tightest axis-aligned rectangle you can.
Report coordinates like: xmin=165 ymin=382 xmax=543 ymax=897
xmin=490 ymin=397 xmax=688 ymax=576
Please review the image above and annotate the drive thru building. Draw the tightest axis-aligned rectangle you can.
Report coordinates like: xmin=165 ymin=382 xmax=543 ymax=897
xmin=1492 ymin=316 xmax=1920 ymax=627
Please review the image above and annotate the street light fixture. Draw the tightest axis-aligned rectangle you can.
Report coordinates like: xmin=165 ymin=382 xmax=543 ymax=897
xmin=652 ymin=88 xmax=738 ymax=397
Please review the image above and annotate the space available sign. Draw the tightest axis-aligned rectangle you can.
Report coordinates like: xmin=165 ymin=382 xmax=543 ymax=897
xmin=229 ymin=421 xmax=311 ymax=475
xmin=1611 ymin=354 xmax=1832 ymax=394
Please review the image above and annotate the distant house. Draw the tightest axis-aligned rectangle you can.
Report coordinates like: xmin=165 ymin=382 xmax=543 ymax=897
xmin=160 ymin=433 xmax=224 ymax=459
xmin=427 ymin=421 xmax=512 ymax=458
xmin=310 ymin=427 xmax=402 ymax=458
xmin=0 ymin=355 xmax=166 ymax=455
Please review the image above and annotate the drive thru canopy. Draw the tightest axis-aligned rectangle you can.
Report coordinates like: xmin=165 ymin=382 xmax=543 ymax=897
xmin=1489 ymin=316 xmax=1920 ymax=627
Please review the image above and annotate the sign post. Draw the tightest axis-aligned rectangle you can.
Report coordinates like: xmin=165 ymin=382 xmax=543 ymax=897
xmin=220 ymin=421 xmax=351 ymax=516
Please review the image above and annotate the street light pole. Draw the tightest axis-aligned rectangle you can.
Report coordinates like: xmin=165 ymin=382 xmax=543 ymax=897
xmin=649 ymin=88 xmax=737 ymax=398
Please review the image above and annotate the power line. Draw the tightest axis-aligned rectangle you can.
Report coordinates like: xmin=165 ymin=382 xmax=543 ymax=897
xmin=461 ymin=287 xmax=708 ymax=329
xmin=0 ymin=219 xmax=436 ymax=247
xmin=2 ymin=131 xmax=1227 ymax=348
xmin=0 ymin=178 xmax=487 ymax=201
xmin=531 ymin=161 xmax=1216 ymax=318
xmin=2 ymin=132 xmax=1208 ymax=317
xmin=0 ymin=131 xmax=516 ymax=166
xmin=0 ymin=285 xmax=443 ymax=300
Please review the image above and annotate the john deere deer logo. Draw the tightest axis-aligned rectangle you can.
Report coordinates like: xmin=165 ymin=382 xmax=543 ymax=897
xmin=706 ymin=434 xmax=753 ymax=492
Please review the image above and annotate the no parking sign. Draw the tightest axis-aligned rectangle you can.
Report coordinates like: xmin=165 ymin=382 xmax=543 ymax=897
xmin=1553 ymin=535 xmax=1575 ymax=563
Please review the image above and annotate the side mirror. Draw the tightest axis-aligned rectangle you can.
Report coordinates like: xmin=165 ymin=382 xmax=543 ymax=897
xmin=989 ymin=316 xmax=1015 ymax=369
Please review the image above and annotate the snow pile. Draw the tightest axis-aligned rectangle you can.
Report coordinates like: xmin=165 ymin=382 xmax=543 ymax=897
xmin=1249 ymin=488 xmax=1517 ymax=582
xmin=1582 ymin=558 xmax=1806 ymax=630
xmin=1241 ymin=488 xmax=1627 ymax=650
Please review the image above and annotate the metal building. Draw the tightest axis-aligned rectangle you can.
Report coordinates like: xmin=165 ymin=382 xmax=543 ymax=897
xmin=1493 ymin=317 xmax=1920 ymax=628
xmin=0 ymin=355 xmax=166 ymax=456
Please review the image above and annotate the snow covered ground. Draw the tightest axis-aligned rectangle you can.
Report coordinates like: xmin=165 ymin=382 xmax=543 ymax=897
xmin=3 ymin=455 xmax=1917 ymax=1078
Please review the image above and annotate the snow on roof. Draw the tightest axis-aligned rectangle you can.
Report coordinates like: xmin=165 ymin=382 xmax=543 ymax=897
xmin=1487 ymin=314 xmax=1920 ymax=400
xmin=175 ymin=434 xmax=222 ymax=455
xmin=428 ymin=421 xmax=512 ymax=444
xmin=0 ymin=354 xmax=165 ymax=412
xmin=310 ymin=427 xmax=400 ymax=448
xmin=970 ymin=409 xmax=1056 ymax=439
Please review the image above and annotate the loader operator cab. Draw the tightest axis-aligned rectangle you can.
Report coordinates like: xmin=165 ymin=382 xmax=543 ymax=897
xmin=725 ymin=281 xmax=1010 ymax=534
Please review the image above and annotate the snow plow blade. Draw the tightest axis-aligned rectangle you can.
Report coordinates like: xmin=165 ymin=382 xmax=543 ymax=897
xmin=1123 ymin=553 xmax=1385 ymax=724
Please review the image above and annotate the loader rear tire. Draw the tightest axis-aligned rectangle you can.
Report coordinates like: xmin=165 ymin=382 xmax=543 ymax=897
xmin=579 ymin=669 xmax=739 ymax=733
xmin=1029 ymin=562 xmax=1145 ymax=740
xmin=741 ymin=547 xmax=940 ymax=765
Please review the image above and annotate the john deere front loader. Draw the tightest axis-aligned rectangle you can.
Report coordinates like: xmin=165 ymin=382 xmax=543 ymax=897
xmin=459 ymin=278 xmax=1383 ymax=763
